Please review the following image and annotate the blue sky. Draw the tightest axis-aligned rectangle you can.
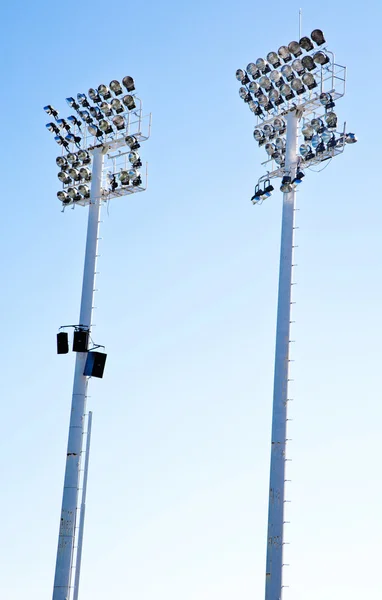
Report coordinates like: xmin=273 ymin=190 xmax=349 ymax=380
xmin=0 ymin=1 xmax=381 ymax=599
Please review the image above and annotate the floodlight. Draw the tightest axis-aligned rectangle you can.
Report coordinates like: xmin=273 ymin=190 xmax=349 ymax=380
xmin=299 ymin=143 xmax=313 ymax=157
xmin=236 ymin=69 xmax=250 ymax=84
xmin=128 ymin=151 xmax=142 ymax=167
xmin=257 ymin=94 xmax=269 ymax=106
xmin=327 ymin=134 xmax=338 ymax=148
xmin=311 ymin=134 xmax=320 ymax=149
xmin=248 ymin=100 xmax=259 ymax=113
xmin=78 ymin=184 xmax=90 ymax=197
xmin=58 ymin=171 xmax=71 ymax=184
xmin=122 ymin=95 xmax=136 ymax=110
xmin=66 ymin=133 xmax=81 ymax=145
xmin=57 ymin=119 xmax=71 ymax=131
xmin=324 ymin=112 xmax=337 ymax=128
xmin=256 ymin=58 xmax=270 ymax=74
xmin=122 ymin=76 xmax=135 ymax=92
xmin=128 ymin=168 xmax=140 ymax=180
xmin=88 ymin=124 xmax=103 ymax=137
xmin=88 ymin=88 xmax=101 ymax=103
xmin=46 ymin=122 xmax=60 ymax=134
xmin=67 ymin=152 xmax=79 ymax=165
xmin=291 ymin=78 xmax=305 ymax=94
xmin=111 ymin=98 xmax=124 ymax=114
xmin=273 ymin=118 xmax=286 ymax=131
xmin=248 ymin=82 xmax=259 ymax=94
xmin=345 ymin=133 xmax=357 ymax=144
xmin=311 ymin=29 xmax=326 ymax=46
xmin=301 ymin=73 xmax=317 ymax=89
xmin=267 ymin=52 xmax=281 ymax=68
xmin=281 ymin=65 xmax=294 ymax=81
xmin=269 ymin=89 xmax=283 ymax=105
xmin=110 ymin=80 xmax=123 ymax=95
xmin=44 ymin=105 xmax=59 ymax=119
xmin=56 ymin=156 xmax=68 ymax=169
xmin=79 ymin=167 xmax=91 ymax=180
xmin=275 ymin=137 xmax=286 ymax=150
xmin=89 ymin=106 xmax=103 ymax=120
xmin=316 ymin=140 xmax=326 ymax=155
xmin=264 ymin=181 xmax=275 ymax=195
xmin=273 ymin=152 xmax=284 ymax=166
xmin=319 ymin=92 xmax=335 ymax=108
xmin=99 ymin=119 xmax=112 ymax=134
xmin=78 ymin=150 xmax=91 ymax=164
xmin=299 ymin=36 xmax=314 ymax=51
xmin=265 ymin=142 xmax=276 ymax=156
xmin=313 ymin=51 xmax=329 ymax=66
xmin=263 ymin=124 xmax=274 ymax=137
xmin=253 ymin=129 xmax=265 ymax=142
xmin=68 ymin=167 xmax=81 ymax=180
xmin=278 ymin=46 xmax=292 ymax=62
xmin=301 ymin=55 xmax=315 ymax=71
xmin=79 ymin=110 xmax=93 ymax=124
xmin=280 ymin=175 xmax=293 ymax=192
xmin=100 ymin=102 xmax=113 ymax=116
xmin=293 ymin=170 xmax=305 ymax=184
xmin=321 ymin=128 xmax=332 ymax=143
xmin=239 ymin=86 xmax=249 ymax=99
xmin=280 ymin=84 xmax=294 ymax=100
xmin=54 ymin=135 xmax=69 ymax=148
xmin=57 ymin=191 xmax=71 ymax=204
xmin=77 ymin=93 xmax=90 ymax=108
xmin=259 ymin=76 xmax=272 ymax=91
xmin=301 ymin=122 xmax=314 ymax=140
xmin=125 ymin=135 xmax=140 ymax=149
xmin=67 ymin=186 xmax=81 ymax=200
xmin=112 ymin=115 xmax=125 ymax=130
xmin=66 ymin=97 xmax=80 ymax=110
xmin=292 ymin=59 xmax=305 ymax=75
xmin=246 ymin=63 xmax=261 ymax=79
xmin=119 ymin=169 xmax=130 ymax=184
xmin=288 ymin=41 xmax=302 ymax=57
xmin=68 ymin=115 xmax=82 ymax=128
xmin=98 ymin=84 xmax=111 ymax=99
xmin=270 ymin=70 xmax=283 ymax=86
xmin=311 ymin=118 xmax=324 ymax=132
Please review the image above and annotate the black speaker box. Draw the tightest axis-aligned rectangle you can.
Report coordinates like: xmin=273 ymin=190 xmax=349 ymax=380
xmin=73 ymin=330 xmax=89 ymax=352
xmin=84 ymin=351 xmax=107 ymax=378
xmin=57 ymin=332 xmax=69 ymax=354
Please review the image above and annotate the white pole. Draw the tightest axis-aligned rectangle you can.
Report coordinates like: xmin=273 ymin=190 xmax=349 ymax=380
xmin=265 ymin=110 xmax=298 ymax=600
xmin=72 ymin=411 xmax=93 ymax=600
xmin=53 ymin=147 xmax=104 ymax=600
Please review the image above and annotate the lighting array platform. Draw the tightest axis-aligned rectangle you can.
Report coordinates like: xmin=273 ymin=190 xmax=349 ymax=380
xmin=235 ymin=28 xmax=357 ymax=203
xmin=44 ymin=76 xmax=151 ymax=209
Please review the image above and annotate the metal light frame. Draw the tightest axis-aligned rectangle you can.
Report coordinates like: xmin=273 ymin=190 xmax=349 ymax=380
xmin=44 ymin=75 xmax=151 ymax=600
xmin=236 ymin=28 xmax=357 ymax=600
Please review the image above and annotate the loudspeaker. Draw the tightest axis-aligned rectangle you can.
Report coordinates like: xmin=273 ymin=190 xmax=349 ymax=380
xmin=84 ymin=351 xmax=107 ymax=378
xmin=57 ymin=332 xmax=69 ymax=354
xmin=73 ymin=330 xmax=89 ymax=352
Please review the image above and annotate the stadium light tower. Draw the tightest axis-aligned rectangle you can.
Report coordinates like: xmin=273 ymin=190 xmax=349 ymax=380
xmin=235 ymin=28 xmax=357 ymax=600
xmin=44 ymin=76 xmax=151 ymax=600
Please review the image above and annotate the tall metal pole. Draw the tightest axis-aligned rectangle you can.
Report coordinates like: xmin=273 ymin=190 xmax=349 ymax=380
xmin=53 ymin=147 xmax=104 ymax=600
xmin=72 ymin=411 xmax=93 ymax=600
xmin=265 ymin=110 xmax=298 ymax=600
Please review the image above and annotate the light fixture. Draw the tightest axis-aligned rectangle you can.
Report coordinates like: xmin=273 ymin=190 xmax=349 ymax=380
xmin=112 ymin=115 xmax=125 ymax=130
xmin=269 ymin=89 xmax=283 ymax=106
xmin=110 ymin=80 xmax=123 ymax=95
xmin=278 ymin=46 xmax=292 ymax=62
xmin=77 ymin=93 xmax=90 ymax=108
xmin=125 ymin=135 xmax=140 ymax=150
xmin=280 ymin=175 xmax=293 ymax=192
xmin=78 ymin=150 xmax=91 ymax=164
xmin=327 ymin=134 xmax=338 ymax=148
xmin=88 ymin=88 xmax=101 ymax=103
xmin=265 ymin=142 xmax=276 ymax=156
xmin=68 ymin=115 xmax=82 ymax=128
xmin=263 ymin=124 xmax=275 ymax=138
xmin=273 ymin=152 xmax=284 ymax=166
xmin=58 ymin=171 xmax=71 ymax=184
xmin=299 ymin=36 xmax=314 ymax=51
xmin=291 ymin=78 xmax=305 ymax=95
xmin=88 ymin=124 xmax=103 ymax=137
xmin=256 ymin=58 xmax=271 ymax=74
xmin=281 ymin=65 xmax=294 ymax=81
xmin=67 ymin=186 xmax=81 ymax=200
xmin=119 ymin=170 xmax=130 ymax=184
xmin=57 ymin=191 xmax=71 ymax=204
xmin=128 ymin=168 xmax=140 ymax=182
xmin=79 ymin=167 xmax=91 ymax=181
xmin=122 ymin=76 xmax=135 ymax=92
xmin=311 ymin=118 xmax=324 ymax=132
xmin=78 ymin=184 xmax=90 ymax=197
xmin=311 ymin=134 xmax=320 ymax=148
xmin=54 ymin=135 xmax=69 ymax=148
xmin=275 ymin=137 xmax=286 ymax=150
xmin=273 ymin=118 xmax=286 ymax=132
xmin=301 ymin=122 xmax=314 ymax=140
xmin=319 ymin=92 xmax=335 ymax=108
xmin=248 ymin=82 xmax=259 ymax=94
xmin=288 ymin=41 xmax=302 ymax=57
xmin=56 ymin=156 xmax=68 ymax=169
xmin=128 ymin=151 xmax=142 ymax=167
xmin=301 ymin=55 xmax=316 ymax=71
xmin=246 ymin=63 xmax=261 ymax=80
xmin=236 ymin=69 xmax=250 ymax=84
xmin=99 ymin=119 xmax=112 ymax=134
xmin=79 ymin=110 xmax=93 ymax=124
xmin=311 ymin=29 xmax=326 ymax=46
xmin=259 ymin=75 xmax=272 ymax=91
xmin=253 ymin=129 xmax=265 ymax=144
xmin=100 ymin=102 xmax=113 ymax=117
xmin=280 ymin=84 xmax=294 ymax=100
xmin=46 ymin=122 xmax=60 ymax=134
xmin=299 ymin=143 xmax=313 ymax=158
xmin=269 ymin=70 xmax=284 ymax=87
xmin=292 ymin=59 xmax=305 ymax=75
xmin=321 ymin=128 xmax=332 ymax=143
xmin=313 ymin=51 xmax=329 ymax=66
xmin=325 ymin=111 xmax=337 ymax=128
xmin=66 ymin=97 xmax=80 ymax=110
xmin=248 ymin=100 xmax=260 ymax=114
xmin=239 ymin=86 xmax=249 ymax=99
xmin=122 ymin=95 xmax=136 ymax=110
xmin=68 ymin=167 xmax=81 ymax=180
xmin=345 ymin=133 xmax=357 ymax=144
xmin=98 ymin=84 xmax=111 ymax=99
xmin=67 ymin=152 xmax=79 ymax=165
xmin=89 ymin=106 xmax=103 ymax=120
xmin=111 ymin=98 xmax=124 ymax=113
xmin=301 ymin=72 xmax=317 ymax=89
xmin=267 ymin=52 xmax=281 ymax=68
xmin=316 ymin=140 xmax=326 ymax=155
xmin=57 ymin=119 xmax=71 ymax=131
xmin=293 ymin=170 xmax=305 ymax=184
xmin=65 ymin=133 xmax=81 ymax=145
xmin=44 ymin=105 xmax=59 ymax=119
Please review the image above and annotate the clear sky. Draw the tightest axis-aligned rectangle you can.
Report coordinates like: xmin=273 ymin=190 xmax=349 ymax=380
xmin=0 ymin=1 xmax=380 ymax=599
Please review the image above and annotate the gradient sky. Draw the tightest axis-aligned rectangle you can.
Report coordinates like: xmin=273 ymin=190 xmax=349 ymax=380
xmin=0 ymin=1 xmax=381 ymax=599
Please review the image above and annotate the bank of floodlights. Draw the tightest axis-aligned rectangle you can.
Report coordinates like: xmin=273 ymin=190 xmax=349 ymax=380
xmin=44 ymin=76 xmax=151 ymax=209
xmin=236 ymin=28 xmax=357 ymax=204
